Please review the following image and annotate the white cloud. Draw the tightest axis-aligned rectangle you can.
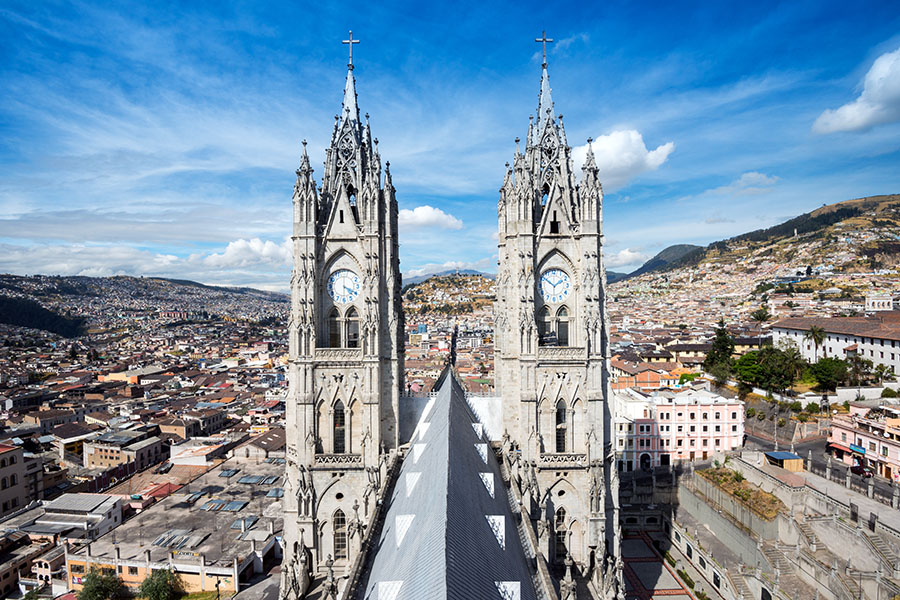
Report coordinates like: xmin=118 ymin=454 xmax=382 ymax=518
xmin=201 ymin=238 xmax=291 ymax=269
xmin=704 ymin=171 xmax=779 ymax=197
xmin=814 ymin=46 xmax=900 ymax=134
xmin=398 ymin=206 xmax=463 ymax=230
xmin=605 ymin=248 xmax=648 ymax=269
xmin=571 ymin=130 xmax=675 ymax=191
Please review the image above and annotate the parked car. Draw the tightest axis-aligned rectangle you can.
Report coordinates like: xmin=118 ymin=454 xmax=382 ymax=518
xmin=851 ymin=464 xmax=874 ymax=478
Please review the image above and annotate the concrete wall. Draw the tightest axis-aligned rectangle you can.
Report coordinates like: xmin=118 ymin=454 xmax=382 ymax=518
xmin=687 ymin=475 xmax=779 ymax=541
xmin=676 ymin=484 xmax=768 ymax=568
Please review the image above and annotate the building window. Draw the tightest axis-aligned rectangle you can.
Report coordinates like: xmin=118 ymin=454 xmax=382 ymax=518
xmin=555 ymin=400 xmax=567 ymax=453
xmin=333 ymin=510 xmax=348 ymax=560
xmin=555 ymin=507 xmax=567 ymax=560
xmin=883 ymin=446 xmax=889 ymax=457
xmin=538 ymin=306 xmax=551 ymax=342
xmin=128 ymin=566 xmax=138 ymax=576
xmin=556 ymin=307 xmax=569 ymax=346
xmin=9 ymin=474 xmax=15 ymax=486
xmin=327 ymin=308 xmax=341 ymax=348
xmin=842 ymin=433 xmax=847 ymax=442
xmin=333 ymin=401 xmax=346 ymax=454
xmin=870 ymin=442 xmax=877 ymax=452
xmin=346 ymin=307 xmax=360 ymax=348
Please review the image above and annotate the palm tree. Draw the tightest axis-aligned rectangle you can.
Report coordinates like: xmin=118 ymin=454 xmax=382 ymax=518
xmin=781 ymin=345 xmax=807 ymax=394
xmin=750 ymin=306 xmax=771 ymax=347
xmin=804 ymin=326 xmax=826 ymax=363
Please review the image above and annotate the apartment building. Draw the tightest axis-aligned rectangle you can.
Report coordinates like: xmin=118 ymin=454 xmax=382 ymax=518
xmin=0 ymin=444 xmax=27 ymax=518
xmin=829 ymin=403 xmax=900 ymax=481
xmin=616 ymin=387 xmax=745 ymax=470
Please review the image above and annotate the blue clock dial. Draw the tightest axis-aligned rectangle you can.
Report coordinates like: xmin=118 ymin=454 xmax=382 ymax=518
xmin=539 ymin=268 xmax=570 ymax=303
xmin=327 ymin=269 xmax=360 ymax=304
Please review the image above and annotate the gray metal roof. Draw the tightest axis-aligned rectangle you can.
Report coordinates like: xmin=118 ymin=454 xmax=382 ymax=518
xmin=357 ymin=374 xmax=539 ymax=600
xmin=42 ymin=493 xmax=111 ymax=514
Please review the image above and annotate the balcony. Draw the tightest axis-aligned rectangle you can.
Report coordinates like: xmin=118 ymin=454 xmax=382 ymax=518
xmin=313 ymin=348 xmax=363 ymax=361
xmin=314 ymin=453 xmax=363 ymax=468
xmin=536 ymin=346 xmax=586 ymax=361
xmin=538 ymin=452 xmax=587 ymax=468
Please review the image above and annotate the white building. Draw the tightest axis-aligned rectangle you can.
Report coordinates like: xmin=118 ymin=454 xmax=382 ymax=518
xmin=772 ymin=313 xmax=900 ymax=375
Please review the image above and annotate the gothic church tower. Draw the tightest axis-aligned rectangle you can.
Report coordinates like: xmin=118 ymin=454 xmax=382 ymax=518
xmin=281 ymin=35 xmax=403 ymax=596
xmin=495 ymin=40 xmax=623 ymax=596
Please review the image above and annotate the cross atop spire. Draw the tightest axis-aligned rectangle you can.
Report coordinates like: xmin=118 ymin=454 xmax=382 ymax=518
xmin=535 ymin=30 xmax=553 ymax=66
xmin=343 ymin=30 xmax=360 ymax=70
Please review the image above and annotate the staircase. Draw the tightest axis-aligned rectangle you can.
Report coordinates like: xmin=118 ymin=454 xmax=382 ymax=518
xmin=729 ymin=573 xmax=754 ymax=600
xmin=864 ymin=531 xmax=897 ymax=572
xmin=796 ymin=521 xmax=820 ymax=549
xmin=761 ymin=543 xmax=814 ymax=600
xmin=838 ymin=572 xmax=862 ymax=599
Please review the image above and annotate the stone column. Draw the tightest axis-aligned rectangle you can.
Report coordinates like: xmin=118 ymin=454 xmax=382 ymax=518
xmin=846 ymin=467 xmax=852 ymax=489
xmin=808 ymin=450 xmax=813 ymax=472
xmin=868 ymin=476 xmax=875 ymax=499
xmin=892 ymin=483 xmax=899 ymax=510
xmin=826 ymin=457 xmax=832 ymax=481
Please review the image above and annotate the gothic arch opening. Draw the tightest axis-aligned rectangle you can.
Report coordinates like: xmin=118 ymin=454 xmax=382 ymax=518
xmin=554 ymin=507 xmax=567 ymax=562
xmin=557 ymin=306 xmax=569 ymax=346
xmin=537 ymin=306 xmax=551 ymax=342
xmin=555 ymin=400 xmax=567 ymax=452
xmin=346 ymin=307 xmax=359 ymax=348
xmin=333 ymin=509 xmax=348 ymax=560
xmin=333 ymin=400 xmax=346 ymax=454
xmin=327 ymin=308 xmax=341 ymax=348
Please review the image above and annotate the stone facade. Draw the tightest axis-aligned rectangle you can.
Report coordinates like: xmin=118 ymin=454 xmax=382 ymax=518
xmin=493 ymin=60 xmax=623 ymax=596
xmin=281 ymin=57 xmax=404 ymax=595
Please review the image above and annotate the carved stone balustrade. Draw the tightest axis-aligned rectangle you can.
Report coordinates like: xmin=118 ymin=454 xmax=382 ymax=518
xmin=538 ymin=452 xmax=587 ymax=469
xmin=536 ymin=346 xmax=586 ymax=361
xmin=314 ymin=453 xmax=363 ymax=468
xmin=313 ymin=348 xmax=363 ymax=362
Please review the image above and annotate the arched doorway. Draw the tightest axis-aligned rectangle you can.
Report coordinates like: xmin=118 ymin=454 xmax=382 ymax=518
xmin=639 ymin=453 xmax=652 ymax=471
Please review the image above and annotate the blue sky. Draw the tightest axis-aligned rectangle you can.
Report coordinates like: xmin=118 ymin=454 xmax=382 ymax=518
xmin=1 ymin=1 xmax=899 ymax=291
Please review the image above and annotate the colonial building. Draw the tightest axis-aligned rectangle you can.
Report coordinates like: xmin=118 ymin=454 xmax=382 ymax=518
xmin=281 ymin=31 xmax=404 ymax=593
xmin=493 ymin=38 xmax=623 ymax=596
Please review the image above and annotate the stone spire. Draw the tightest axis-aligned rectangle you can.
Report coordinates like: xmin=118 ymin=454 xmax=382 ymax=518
xmin=339 ymin=67 xmax=360 ymax=129
xmin=536 ymin=63 xmax=554 ymax=133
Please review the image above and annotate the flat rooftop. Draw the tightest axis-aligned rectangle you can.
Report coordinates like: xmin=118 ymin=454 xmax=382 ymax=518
xmin=69 ymin=453 xmax=284 ymax=568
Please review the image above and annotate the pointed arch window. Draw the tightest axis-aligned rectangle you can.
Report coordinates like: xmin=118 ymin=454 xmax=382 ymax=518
xmin=327 ymin=308 xmax=341 ymax=348
xmin=554 ymin=507 xmax=567 ymax=561
xmin=538 ymin=306 xmax=552 ymax=343
xmin=555 ymin=400 xmax=567 ymax=453
xmin=557 ymin=306 xmax=569 ymax=346
xmin=333 ymin=401 xmax=346 ymax=454
xmin=538 ymin=304 xmax=571 ymax=347
xmin=346 ymin=307 xmax=359 ymax=348
xmin=333 ymin=510 xmax=348 ymax=560
xmin=541 ymin=185 xmax=549 ymax=206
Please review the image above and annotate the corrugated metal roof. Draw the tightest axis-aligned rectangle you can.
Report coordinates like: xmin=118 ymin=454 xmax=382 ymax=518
xmin=357 ymin=374 xmax=539 ymax=600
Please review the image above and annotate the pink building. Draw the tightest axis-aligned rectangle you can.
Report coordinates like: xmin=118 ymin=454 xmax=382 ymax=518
xmin=616 ymin=387 xmax=745 ymax=470
xmin=828 ymin=403 xmax=900 ymax=481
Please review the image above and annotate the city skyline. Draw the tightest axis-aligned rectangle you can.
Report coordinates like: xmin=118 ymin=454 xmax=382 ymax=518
xmin=1 ymin=1 xmax=899 ymax=291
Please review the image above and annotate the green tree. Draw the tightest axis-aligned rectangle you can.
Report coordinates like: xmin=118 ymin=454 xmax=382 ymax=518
xmin=874 ymin=363 xmax=895 ymax=384
xmin=847 ymin=355 xmax=873 ymax=386
xmin=804 ymin=326 xmax=826 ymax=362
xmin=757 ymin=345 xmax=795 ymax=394
xmin=734 ymin=351 xmax=763 ymax=388
xmin=703 ymin=319 xmax=735 ymax=382
xmin=24 ymin=590 xmax=40 ymax=600
xmin=77 ymin=569 xmax=130 ymax=600
xmin=810 ymin=357 xmax=848 ymax=392
xmin=805 ymin=402 xmax=820 ymax=414
xmin=138 ymin=568 xmax=184 ymax=600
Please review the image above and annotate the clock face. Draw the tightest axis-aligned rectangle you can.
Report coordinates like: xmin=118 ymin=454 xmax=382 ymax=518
xmin=327 ymin=269 xmax=360 ymax=304
xmin=539 ymin=268 xmax=570 ymax=303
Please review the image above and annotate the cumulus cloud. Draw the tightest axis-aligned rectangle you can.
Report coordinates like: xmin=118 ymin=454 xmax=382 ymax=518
xmin=572 ymin=130 xmax=675 ymax=191
xmin=605 ymin=248 xmax=648 ymax=269
xmin=398 ymin=206 xmax=463 ymax=230
xmin=704 ymin=171 xmax=779 ymax=197
xmin=201 ymin=238 xmax=291 ymax=269
xmin=814 ymin=46 xmax=900 ymax=134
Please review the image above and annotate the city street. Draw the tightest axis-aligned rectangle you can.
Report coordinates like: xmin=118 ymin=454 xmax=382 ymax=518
xmin=744 ymin=433 xmax=898 ymax=502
